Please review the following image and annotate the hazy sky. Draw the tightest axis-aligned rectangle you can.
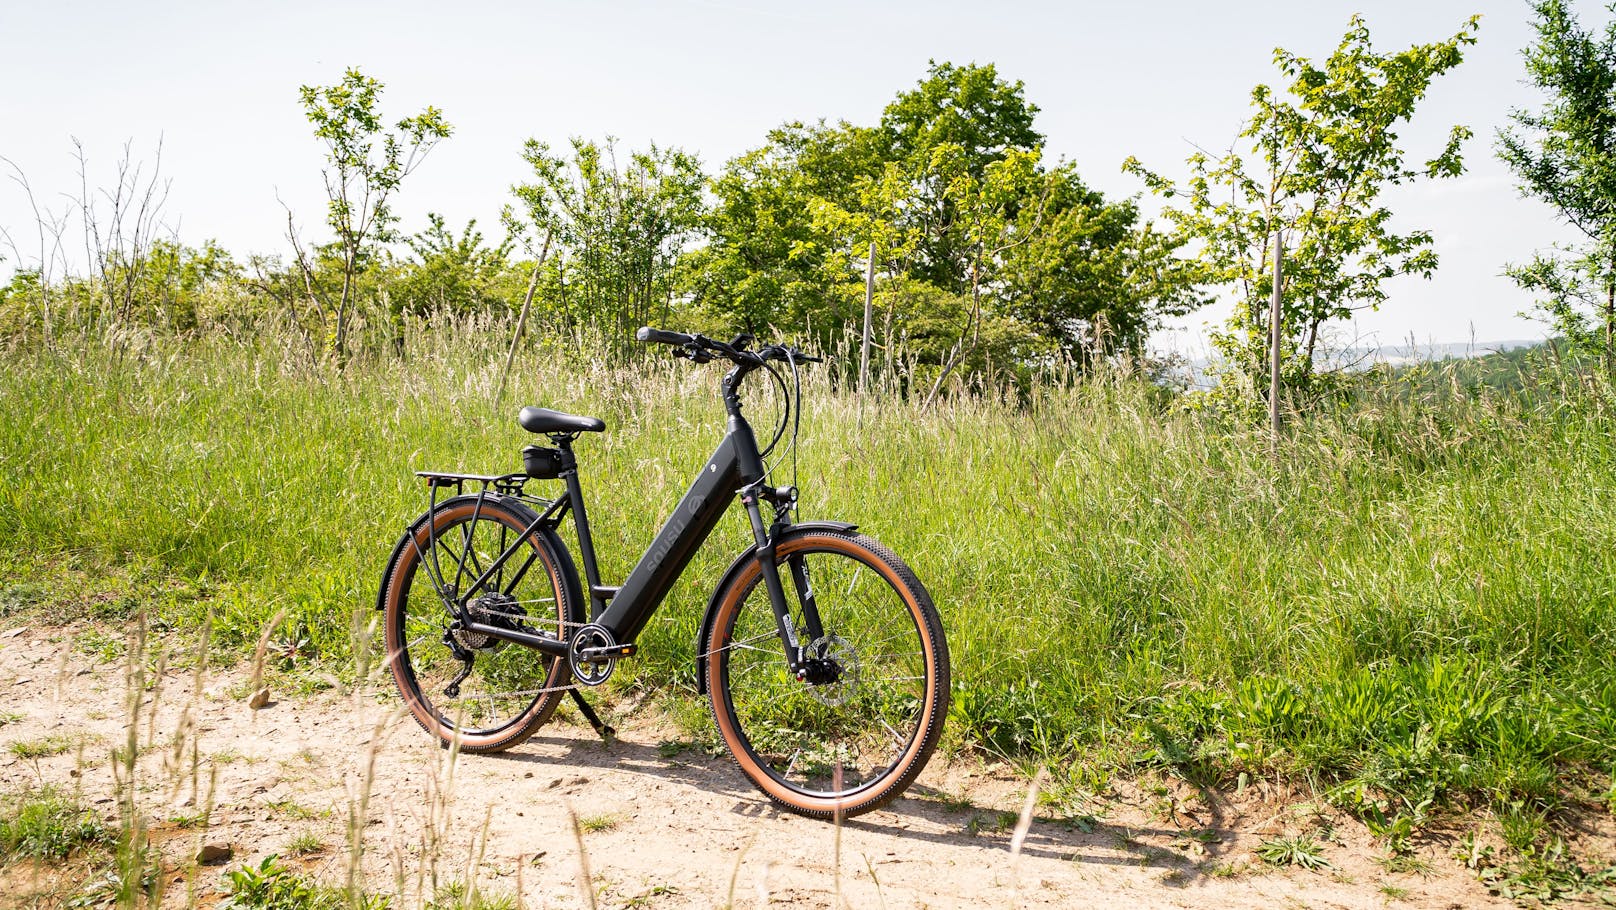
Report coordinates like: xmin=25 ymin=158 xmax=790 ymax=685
xmin=1 ymin=0 xmax=1607 ymax=352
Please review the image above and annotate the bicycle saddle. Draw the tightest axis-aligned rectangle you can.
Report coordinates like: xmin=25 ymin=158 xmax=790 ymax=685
xmin=518 ymin=406 xmax=605 ymax=434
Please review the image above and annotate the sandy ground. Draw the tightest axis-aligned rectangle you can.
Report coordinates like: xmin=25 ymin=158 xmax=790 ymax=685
xmin=0 ymin=624 xmax=1533 ymax=909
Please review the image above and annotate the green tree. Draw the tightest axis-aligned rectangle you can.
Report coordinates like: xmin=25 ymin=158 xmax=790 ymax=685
xmin=391 ymin=214 xmax=518 ymax=318
xmin=510 ymin=137 xmax=705 ymax=358
xmin=686 ymin=121 xmax=884 ymax=334
xmin=997 ymin=163 xmax=1207 ymax=362
xmin=1127 ymin=15 xmax=1478 ymax=406
xmin=112 ymin=239 xmax=242 ymax=332
xmin=293 ymin=67 xmax=451 ymax=359
xmin=880 ymin=61 xmax=1044 ymax=295
xmin=695 ymin=61 xmax=1202 ymax=383
xmin=1499 ymin=0 xmax=1616 ymax=370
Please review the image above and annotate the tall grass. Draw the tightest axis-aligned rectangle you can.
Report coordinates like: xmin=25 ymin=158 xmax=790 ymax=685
xmin=2 ymin=324 xmax=1614 ymax=844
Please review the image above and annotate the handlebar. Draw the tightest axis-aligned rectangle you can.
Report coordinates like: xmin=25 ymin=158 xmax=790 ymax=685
xmin=635 ymin=326 xmax=823 ymax=365
xmin=635 ymin=326 xmax=693 ymax=347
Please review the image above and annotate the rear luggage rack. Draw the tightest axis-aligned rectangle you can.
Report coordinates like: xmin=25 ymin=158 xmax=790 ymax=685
xmin=415 ymin=471 xmax=531 ymax=497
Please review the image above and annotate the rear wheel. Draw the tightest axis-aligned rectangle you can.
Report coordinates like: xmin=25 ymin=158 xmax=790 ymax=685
xmin=382 ymin=498 xmax=581 ymax=753
xmin=704 ymin=530 xmax=950 ymax=818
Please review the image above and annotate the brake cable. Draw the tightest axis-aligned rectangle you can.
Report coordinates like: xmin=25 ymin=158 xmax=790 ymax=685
xmin=759 ymin=354 xmax=791 ymax=459
xmin=787 ymin=349 xmax=802 ymax=495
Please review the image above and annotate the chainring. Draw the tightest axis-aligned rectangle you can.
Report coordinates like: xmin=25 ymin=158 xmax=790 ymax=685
xmin=568 ymin=623 xmax=618 ymax=687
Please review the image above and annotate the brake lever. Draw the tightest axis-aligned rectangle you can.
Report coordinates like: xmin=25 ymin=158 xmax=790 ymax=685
xmin=773 ymin=345 xmax=823 ymax=364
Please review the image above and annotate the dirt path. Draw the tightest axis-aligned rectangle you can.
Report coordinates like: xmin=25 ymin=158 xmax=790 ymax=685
xmin=0 ymin=625 xmax=1512 ymax=909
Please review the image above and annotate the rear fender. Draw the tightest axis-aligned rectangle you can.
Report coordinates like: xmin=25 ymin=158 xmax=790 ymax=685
xmin=694 ymin=520 xmax=857 ymax=695
xmin=375 ymin=494 xmax=583 ymax=625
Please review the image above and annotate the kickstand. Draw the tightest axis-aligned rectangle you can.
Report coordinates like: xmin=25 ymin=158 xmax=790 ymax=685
xmin=568 ymin=689 xmax=616 ymax=740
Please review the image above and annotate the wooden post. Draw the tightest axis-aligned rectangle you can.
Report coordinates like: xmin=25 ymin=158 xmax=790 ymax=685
xmin=1269 ymin=233 xmax=1284 ymax=450
xmin=860 ymin=239 xmax=875 ymax=396
xmin=495 ymin=229 xmax=553 ymax=409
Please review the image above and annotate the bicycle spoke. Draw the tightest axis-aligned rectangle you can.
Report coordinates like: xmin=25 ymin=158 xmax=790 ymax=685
xmin=496 ymin=523 xmax=509 ymax=591
xmin=433 ymin=538 xmax=470 ymax=585
xmin=701 ymin=629 xmax=783 ymax=659
xmin=501 ymin=549 xmax=541 ymax=596
xmin=387 ymin=503 xmax=576 ymax=745
xmin=716 ymin=544 xmax=940 ymax=804
xmin=728 ymin=641 xmax=787 ymax=657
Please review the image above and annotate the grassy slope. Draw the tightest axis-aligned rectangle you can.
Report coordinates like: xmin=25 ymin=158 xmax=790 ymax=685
xmin=1 ymin=329 xmax=1613 ymax=851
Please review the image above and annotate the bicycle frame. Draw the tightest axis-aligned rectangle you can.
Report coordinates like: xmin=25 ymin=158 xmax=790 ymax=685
xmin=449 ymin=364 xmax=820 ymax=669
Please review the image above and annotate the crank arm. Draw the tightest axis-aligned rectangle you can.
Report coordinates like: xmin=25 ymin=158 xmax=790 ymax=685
xmin=578 ymin=643 xmax=637 ymax=660
xmin=463 ymin=620 xmax=571 ymax=658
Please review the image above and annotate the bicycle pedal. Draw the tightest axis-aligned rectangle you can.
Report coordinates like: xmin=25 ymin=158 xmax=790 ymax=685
xmin=580 ymin=643 xmax=637 ymax=660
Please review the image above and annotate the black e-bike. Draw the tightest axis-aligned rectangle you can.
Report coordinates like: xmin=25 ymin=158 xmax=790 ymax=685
xmin=377 ymin=328 xmax=950 ymax=818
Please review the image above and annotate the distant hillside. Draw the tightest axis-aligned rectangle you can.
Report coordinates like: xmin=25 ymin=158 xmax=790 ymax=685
xmin=1166 ymin=338 xmax=1550 ymax=390
xmin=1374 ymin=338 xmax=1565 ymax=395
xmin=1334 ymin=339 xmax=1542 ymax=368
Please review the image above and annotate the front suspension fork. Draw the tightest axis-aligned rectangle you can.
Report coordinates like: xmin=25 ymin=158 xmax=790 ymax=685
xmin=740 ymin=493 xmax=827 ymax=675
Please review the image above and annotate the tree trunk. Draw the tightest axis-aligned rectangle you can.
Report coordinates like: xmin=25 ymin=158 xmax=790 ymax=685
xmin=1606 ymin=246 xmax=1615 ymax=374
xmin=860 ymin=240 xmax=875 ymax=396
xmin=1269 ymin=238 xmax=1283 ymax=453
xmin=335 ymin=247 xmax=355 ymax=361
xmin=1604 ymin=280 xmax=1614 ymax=374
xmin=496 ymin=243 xmax=549 ymax=408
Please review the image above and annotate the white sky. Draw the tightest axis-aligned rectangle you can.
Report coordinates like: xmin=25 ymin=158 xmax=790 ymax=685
xmin=0 ymin=0 xmax=1605 ymax=352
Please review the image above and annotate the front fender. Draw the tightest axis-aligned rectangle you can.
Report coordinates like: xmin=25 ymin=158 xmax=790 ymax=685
xmin=694 ymin=520 xmax=857 ymax=694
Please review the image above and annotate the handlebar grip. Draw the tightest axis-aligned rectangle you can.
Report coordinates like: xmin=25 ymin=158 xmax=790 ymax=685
xmin=637 ymin=326 xmax=693 ymax=346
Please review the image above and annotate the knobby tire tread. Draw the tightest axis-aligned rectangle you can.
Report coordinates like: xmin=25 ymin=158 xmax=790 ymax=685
xmin=382 ymin=498 xmax=582 ymax=754
xmin=705 ymin=529 xmax=950 ymax=819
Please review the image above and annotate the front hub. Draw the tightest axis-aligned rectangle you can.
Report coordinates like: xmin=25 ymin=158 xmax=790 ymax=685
xmin=799 ymin=634 xmax=861 ymax=706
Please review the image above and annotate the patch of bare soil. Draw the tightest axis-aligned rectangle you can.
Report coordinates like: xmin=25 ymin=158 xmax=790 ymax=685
xmin=0 ymin=625 xmax=1533 ymax=908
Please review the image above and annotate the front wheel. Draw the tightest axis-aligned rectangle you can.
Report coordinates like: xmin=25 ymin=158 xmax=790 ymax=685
xmin=703 ymin=529 xmax=950 ymax=818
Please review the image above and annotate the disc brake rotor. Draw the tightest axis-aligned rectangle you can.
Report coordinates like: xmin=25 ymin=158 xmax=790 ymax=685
xmin=805 ymin=634 xmax=860 ymax=706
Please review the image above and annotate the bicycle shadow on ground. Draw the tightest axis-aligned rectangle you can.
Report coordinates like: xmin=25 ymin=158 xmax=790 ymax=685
xmin=472 ymin=720 xmax=1243 ymax=881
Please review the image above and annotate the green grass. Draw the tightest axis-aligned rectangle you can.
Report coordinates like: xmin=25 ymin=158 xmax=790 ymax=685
xmin=74 ymin=626 xmax=127 ymax=663
xmin=167 ymin=809 xmax=209 ymax=829
xmin=2 ymin=330 xmax=1615 ymax=871
xmin=221 ymin=854 xmax=387 ymax=910
xmin=427 ymin=881 xmax=517 ymax=910
xmin=0 ymin=787 xmax=110 ymax=861
xmin=8 ymin=733 xmax=79 ymax=759
xmin=1257 ymin=835 xmax=1332 ymax=871
xmin=576 ymin=813 xmax=621 ymax=833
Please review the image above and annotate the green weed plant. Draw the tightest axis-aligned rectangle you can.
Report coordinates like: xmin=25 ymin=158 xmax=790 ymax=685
xmin=2 ymin=328 xmax=1614 ymax=868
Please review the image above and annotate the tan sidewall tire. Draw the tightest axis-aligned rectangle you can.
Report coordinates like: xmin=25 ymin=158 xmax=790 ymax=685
xmin=383 ymin=500 xmax=572 ymax=753
xmin=705 ymin=531 xmax=948 ymax=818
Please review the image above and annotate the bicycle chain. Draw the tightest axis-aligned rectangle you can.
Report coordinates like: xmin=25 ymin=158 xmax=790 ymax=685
xmin=439 ymin=680 xmax=584 ymax=699
xmin=469 ymin=606 xmax=578 ymax=628
xmin=433 ymin=612 xmax=596 ymax=701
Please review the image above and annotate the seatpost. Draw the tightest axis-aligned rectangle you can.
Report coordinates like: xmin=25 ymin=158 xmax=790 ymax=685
xmin=556 ymin=437 xmax=607 ymax=619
